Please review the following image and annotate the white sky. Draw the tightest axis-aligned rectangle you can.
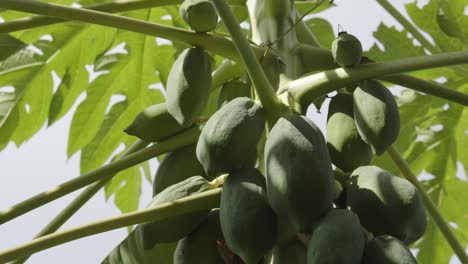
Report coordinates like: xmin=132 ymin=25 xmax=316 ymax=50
xmin=1 ymin=0 xmax=466 ymax=263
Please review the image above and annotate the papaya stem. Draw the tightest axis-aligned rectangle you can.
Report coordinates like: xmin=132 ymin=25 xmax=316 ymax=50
xmin=8 ymin=140 xmax=149 ymax=264
xmin=294 ymin=10 xmax=321 ymax=47
xmin=0 ymin=126 xmax=201 ymax=225
xmin=210 ymin=0 xmax=284 ymax=126
xmin=386 ymin=146 xmax=468 ymax=264
xmin=287 ymin=51 xmax=468 ymax=113
xmin=0 ymin=188 xmax=222 ymax=263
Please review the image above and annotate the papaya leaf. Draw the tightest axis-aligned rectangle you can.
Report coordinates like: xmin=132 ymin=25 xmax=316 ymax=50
xmin=304 ymin=17 xmax=334 ymax=49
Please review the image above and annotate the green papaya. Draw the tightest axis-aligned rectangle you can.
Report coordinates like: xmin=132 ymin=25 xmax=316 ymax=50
xmin=265 ymin=115 xmax=334 ymax=233
xmin=124 ymin=103 xmax=185 ymax=142
xmin=306 ymin=209 xmax=365 ymax=264
xmin=353 ymin=79 xmax=400 ymax=155
xmin=363 ymin=235 xmax=418 ymax=264
xmin=272 ymin=238 xmax=307 ymax=264
xmin=347 ymin=166 xmax=427 ymax=244
xmin=180 ymin=0 xmax=218 ymax=33
xmin=166 ymin=47 xmax=212 ymax=127
xmin=174 ymin=209 xmax=224 ymax=264
xmin=220 ymin=168 xmax=277 ymax=264
xmin=326 ymin=93 xmax=372 ymax=172
xmin=331 ymin=31 xmax=362 ymax=67
xmin=217 ymin=79 xmax=251 ymax=109
xmin=196 ymin=97 xmax=265 ymax=177
xmin=153 ymin=144 xmax=208 ymax=196
xmin=140 ymin=176 xmax=215 ymax=249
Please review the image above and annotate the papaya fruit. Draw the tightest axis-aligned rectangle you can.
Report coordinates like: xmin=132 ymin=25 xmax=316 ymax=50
xmin=272 ymin=238 xmax=307 ymax=264
xmin=331 ymin=31 xmax=362 ymax=67
xmin=363 ymin=235 xmax=418 ymax=264
xmin=326 ymin=93 xmax=372 ymax=172
xmin=217 ymin=79 xmax=251 ymax=109
xmin=166 ymin=47 xmax=212 ymax=127
xmin=153 ymin=144 xmax=208 ymax=196
xmin=265 ymin=115 xmax=334 ymax=233
xmin=347 ymin=166 xmax=427 ymax=244
xmin=220 ymin=168 xmax=277 ymax=264
xmin=353 ymin=79 xmax=400 ymax=155
xmin=196 ymin=97 xmax=265 ymax=177
xmin=174 ymin=209 xmax=224 ymax=264
xmin=180 ymin=0 xmax=218 ymax=33
xmin=140 ymin=176 xmax=216 ymax=249
xmin=306 ymin=209 xmax=365 ymax=264
xmin=124 ymin=103 xmax=184 ymax=142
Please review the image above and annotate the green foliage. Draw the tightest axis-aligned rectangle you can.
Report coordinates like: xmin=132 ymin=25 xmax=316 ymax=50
xmin=220 ymin=168 xmax=277 ymax=264
xmin=363 ymin=235 xmax=418 ymax=264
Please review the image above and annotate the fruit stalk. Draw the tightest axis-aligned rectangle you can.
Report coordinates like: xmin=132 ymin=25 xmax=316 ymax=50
xmin=0 ymin=188 xmax=222 ymax=263
xmin=387 ymin=145 xmax=468 ymax=264
xmin=0 ymin=126 xmax=201 ymax=225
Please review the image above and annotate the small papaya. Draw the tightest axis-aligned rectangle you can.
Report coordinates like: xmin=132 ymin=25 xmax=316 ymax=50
xmin=124 ymin=103 xmax=184 ymax=142
xmin=326 ymin=93 xmax=373 ymax=172
xmin=353 ymin=79 xmax=400 ymax=155
xmin=347 ymin=166 xmax=427 ymax=244
xmin=217 ymin=79 xmax=251 ymax=109
xmin=196 ymin=97 xmax=265 ymax=177
xmin=174 ymin=209 xmax=224 ymax=264
xmin=140 ymin=176 xmax=216 ymax=249
xmin=180 ymin=0 xmax=218 ymax=33
xmin=265 ymin=115 xmax=334 ymax=233
xmin=272 ymin=238 xmax=307 ymax=264
xmin=363 ymin=235 xmax=418 ymax=264
xmin=331 ymin=31 xmax=363 ymax=67
xmin=220 ymin=168 xmax=277 ymax=264
xmin=166 ymin=47 xmax=212 ymax=127
xmin=153 ymin=144 xmax=208 ymax=196
xmin=306 ymin=209 xmax=365 ymax=264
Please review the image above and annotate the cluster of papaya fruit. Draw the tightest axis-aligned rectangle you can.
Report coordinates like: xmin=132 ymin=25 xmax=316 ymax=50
xmin=120 ymin=3 xmax=428 ymax=262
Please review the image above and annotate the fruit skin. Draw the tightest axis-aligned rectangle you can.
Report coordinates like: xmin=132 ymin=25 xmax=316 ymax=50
xmin=326 ymin=93 xmax=373 ymax=172
xmin=306 ymin=209 xmax=365 ymax=264
xmin=153 ymin=144 xmax=209 ymax=196
xmin=174 ymin=209 xmax=224 ymax=264
xmin=196 ymin=97 xmax=265 ymax=177
xmin=265 ymin=115 xmax=334 ymax=233
xmin=363 ymin=235 xmax=418 ymax=264
xmin=217 ymin=79 xmax=251 ymax=109
xmin=353 ymin=79 xmax=400 ymax=155
xmin=347 ymin=166 xmax=427 ymax=244
xmin=272 ymin=238 xmax=307 ymax=264
xmin=166 ymin=47 xmax=212 ymax=127
xmin=180 ymin=0 xmax=218 ymax=33
xmin=124 ymin=103 xmax=184 ymax=142
xmin=220 ymin=168 xmax=277 ymax=264
xmin=332 ymin=32 xmax=363 ymax=67
xmin=140 ymin=176 xmax=214 ymax=249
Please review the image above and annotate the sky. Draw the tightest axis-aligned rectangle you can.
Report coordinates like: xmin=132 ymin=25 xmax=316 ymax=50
xmin=1 ymin=0 xmax=465 ymax=263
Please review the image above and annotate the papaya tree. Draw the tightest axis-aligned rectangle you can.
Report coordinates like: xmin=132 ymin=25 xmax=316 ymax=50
xmin=0 ymin=0 xmax=467 ymax=263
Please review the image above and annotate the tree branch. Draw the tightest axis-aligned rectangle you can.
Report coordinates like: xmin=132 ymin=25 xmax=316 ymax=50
xmin=0 ymin=188 xmax=222 ymax=263
xmin=0 ymin=126 xmax=201 ymax=225
xmin=386 ymin=146 xmax=468 ymax=264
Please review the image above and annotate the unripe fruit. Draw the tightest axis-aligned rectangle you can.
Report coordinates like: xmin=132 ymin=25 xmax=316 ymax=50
xmin=363 ymin=235 xmax=418 ymax=264
xmin=332 ymin=31 xmax=363 ymax=67
xmin=217 ymin=79 xmax=251 ymax=109
xmin=180 ymin=0 xmax=218 ymax=33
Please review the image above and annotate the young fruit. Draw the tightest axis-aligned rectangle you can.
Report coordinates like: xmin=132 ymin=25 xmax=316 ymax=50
xmin=220 ymin=168 xmax=277 ymax=264
xmin=272 ymin=238 xmax=307 ymax=264
xmin=166 ymin=47 xmax=212 ymax=127
xmin=363 ymin=235 xmax=418 ymax=264
xmin=140 ymin=176 xmax=215 ymax=249
xmin=347 ymin=166 xmax=427 ymax=244
xmin=153 ymin=144 xmax=208 ymax=196
xmin=196 ymin=97 xmax=265 ymax=177
xmin=180 ymin=0 xmax=218 ymax=33
xmin=265 ymin=115 xmax=334 ymax=234
xmin=353 ymin=79 xmax=400 ymax=155
xmin=217 ymin=79 xmax=251 ymax=109
xmin=174 ymin=209 xmax=224 ymax=264
xmin=326 ymin=93 xmax=372 ymax=172
xmin=124 ymin=103 xmax=184 ymax=142
xmin=331 ymin=31 xmax=363 ymax=67
xmin=307 ymin=209 xmax=365 ymax=264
